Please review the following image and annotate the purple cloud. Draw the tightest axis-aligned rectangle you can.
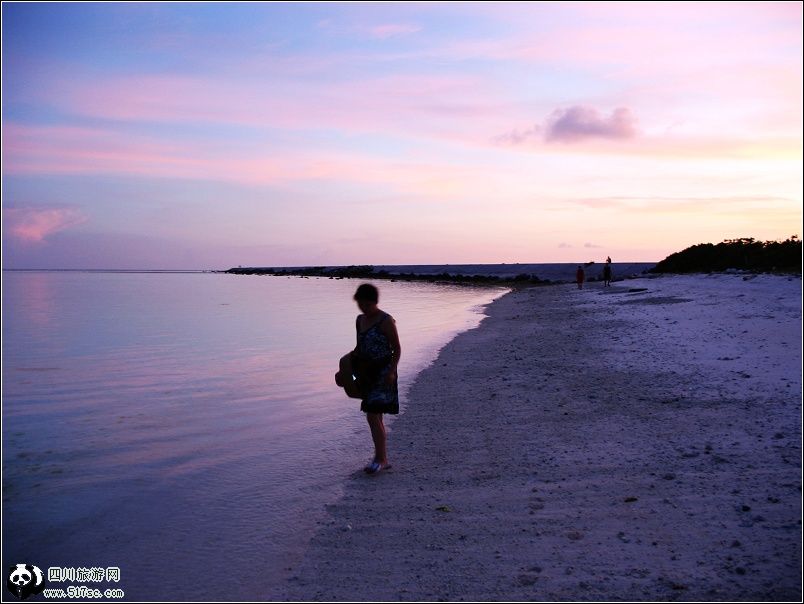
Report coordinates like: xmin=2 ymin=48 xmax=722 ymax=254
xmin=544 ymin=106 xmax=638 ymax=143
xmin=494 ymin=106 xmax=639 ymax=146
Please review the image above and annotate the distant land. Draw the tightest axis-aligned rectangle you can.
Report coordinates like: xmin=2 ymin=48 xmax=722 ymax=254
xmin=649 ymin=236 xmax=801 ymax=274
xmin=223 ymin=262 xmax=656 ymax=286
xmin=224 ymin=237 xmax=802 ymax=285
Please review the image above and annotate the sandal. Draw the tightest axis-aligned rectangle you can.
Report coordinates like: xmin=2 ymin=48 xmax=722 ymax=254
xmin=365 ymin=461 xmax=391 ymax=475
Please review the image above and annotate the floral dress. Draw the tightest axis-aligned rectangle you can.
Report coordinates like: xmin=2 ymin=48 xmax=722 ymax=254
xmin=351 ymin=311 xmax=399 ymax=414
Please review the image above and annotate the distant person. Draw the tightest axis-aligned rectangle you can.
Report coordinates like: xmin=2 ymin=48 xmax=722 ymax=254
xmin=576 ymin=265 xmax=585 ymax=289
xmin=334 ymin=283 xmax=400 ymax=475
xmin=603 ymin=257 xmax=612 ymax=287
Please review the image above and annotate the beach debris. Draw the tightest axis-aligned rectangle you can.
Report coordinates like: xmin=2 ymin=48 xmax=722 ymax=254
xmin=516 ymin=573 xmax=539 ymax=586
xmin=435 ymin=505 xmax=452 ymax=512
xmin=624 ymin=496 xmax=638 ymax=503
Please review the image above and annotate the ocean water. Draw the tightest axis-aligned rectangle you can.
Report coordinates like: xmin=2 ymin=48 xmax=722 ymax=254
xmin=1 ymin=271 xmax=508 ymax=600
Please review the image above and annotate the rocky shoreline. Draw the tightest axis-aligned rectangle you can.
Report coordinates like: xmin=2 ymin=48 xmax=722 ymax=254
xmin=222 ymin=262 xmax=657 ymax=287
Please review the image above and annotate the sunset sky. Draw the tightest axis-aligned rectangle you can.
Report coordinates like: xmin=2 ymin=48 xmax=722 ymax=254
xmin=2 ymin=1 xmax=802 ymax=269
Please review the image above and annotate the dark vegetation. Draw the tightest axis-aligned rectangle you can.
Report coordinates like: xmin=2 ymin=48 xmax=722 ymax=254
xmin=650 ymin=236 xmax=802 ymax=274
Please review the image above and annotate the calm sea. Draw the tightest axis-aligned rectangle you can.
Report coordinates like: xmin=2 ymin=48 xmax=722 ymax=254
xmin=1 ymin=271 xmax=508 ymax=600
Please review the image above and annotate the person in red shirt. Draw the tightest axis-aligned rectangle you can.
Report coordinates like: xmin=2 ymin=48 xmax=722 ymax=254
xmin=576 ymin=265 xmax=585 ymax=289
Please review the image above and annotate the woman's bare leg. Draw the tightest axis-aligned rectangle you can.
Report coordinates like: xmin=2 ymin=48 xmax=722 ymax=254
xmin=335 ymin=353 xmax=362 ymax=399
xmin=366 ymin=412 xmax=388 ymax=465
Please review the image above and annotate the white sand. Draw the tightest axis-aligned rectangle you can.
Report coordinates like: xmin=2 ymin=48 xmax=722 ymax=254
xmin=270 ymin=273 xmax=801 ymax=601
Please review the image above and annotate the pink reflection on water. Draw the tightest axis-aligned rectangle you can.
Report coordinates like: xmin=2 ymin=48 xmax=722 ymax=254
xmin=9 ymin=272 xmax=57 ymax=330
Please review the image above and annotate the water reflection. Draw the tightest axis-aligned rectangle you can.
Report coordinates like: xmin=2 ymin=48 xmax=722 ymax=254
xmin=2 ymin=272 xmax=507 ymax=600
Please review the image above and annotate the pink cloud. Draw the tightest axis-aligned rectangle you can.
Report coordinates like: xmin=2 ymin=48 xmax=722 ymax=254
xmin=3 ymin=205 xmax=88 ymax=243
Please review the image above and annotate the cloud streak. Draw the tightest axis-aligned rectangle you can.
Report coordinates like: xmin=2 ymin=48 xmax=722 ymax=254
xmin=567 ymin=195 xmax=801 ymax=214
xmin=367 ymin=23 xmax=422 ymax=39
xmin=492 ymin=124 xmax=541 ymax=145
xmin=2 ymin=122 xmax=496 ymax=198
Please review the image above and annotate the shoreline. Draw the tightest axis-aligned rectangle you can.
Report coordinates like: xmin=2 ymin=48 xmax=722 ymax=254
xmin=270 ymin=273 xmax=801 ymax=601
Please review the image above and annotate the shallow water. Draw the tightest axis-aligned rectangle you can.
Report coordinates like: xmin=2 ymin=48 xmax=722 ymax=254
xmin=1 ymin=271 xmax=507 ymax=600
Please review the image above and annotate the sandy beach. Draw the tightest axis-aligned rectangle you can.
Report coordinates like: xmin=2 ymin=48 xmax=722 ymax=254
xmin=270 ymin=273 xmax=801 ymax=602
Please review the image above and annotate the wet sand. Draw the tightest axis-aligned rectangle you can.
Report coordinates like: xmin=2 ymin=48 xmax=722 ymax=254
xmin=270 ymin=273 xmax=801 ymax=601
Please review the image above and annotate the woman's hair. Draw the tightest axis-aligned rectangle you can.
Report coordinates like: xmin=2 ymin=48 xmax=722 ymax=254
xmin=353 ymin=283 xmax=379 ymax=303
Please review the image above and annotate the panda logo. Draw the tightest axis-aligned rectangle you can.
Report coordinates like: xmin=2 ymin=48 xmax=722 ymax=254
xmin=6 ymin=564 xmax=45 ymax=600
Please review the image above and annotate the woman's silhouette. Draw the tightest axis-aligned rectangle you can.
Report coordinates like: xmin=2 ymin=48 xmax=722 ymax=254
xmin=334 ymin=283 xmax=401 ymax=474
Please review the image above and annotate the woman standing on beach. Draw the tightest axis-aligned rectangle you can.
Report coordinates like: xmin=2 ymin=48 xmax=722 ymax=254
xmin=334 ymin=283 xmax=401 ymax=475
xmin=576 ymin=265 xmax=585 ymax=289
